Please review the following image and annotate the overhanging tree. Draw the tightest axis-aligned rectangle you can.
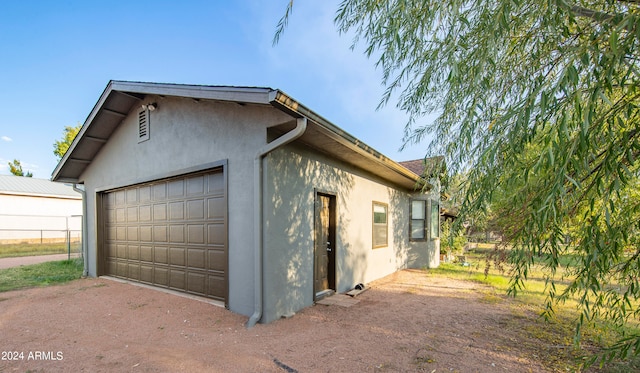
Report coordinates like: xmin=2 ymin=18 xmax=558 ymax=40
xmin=53 ymin=124 xmax=81 ymax=161
xmin=277 ymin=0 xmax=640 ymax=361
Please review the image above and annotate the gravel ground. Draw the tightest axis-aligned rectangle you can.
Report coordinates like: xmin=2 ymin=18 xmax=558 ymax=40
xmin=0 ymin=269 xmax=571 ymax=372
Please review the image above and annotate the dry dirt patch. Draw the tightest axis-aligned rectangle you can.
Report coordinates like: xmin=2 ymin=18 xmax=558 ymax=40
xmin=0 ymin=269 xmax=567 ymax=372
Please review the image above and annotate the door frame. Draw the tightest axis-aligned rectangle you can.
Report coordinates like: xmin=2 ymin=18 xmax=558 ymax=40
xmin=313 ymin=189 xmax=337 ymax=300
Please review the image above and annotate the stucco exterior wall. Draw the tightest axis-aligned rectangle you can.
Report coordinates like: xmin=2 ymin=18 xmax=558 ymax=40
xmin=262 ymin=144 xmax=440 ymax=322
xmin=78 ymin=96 xmax=291 ymax=317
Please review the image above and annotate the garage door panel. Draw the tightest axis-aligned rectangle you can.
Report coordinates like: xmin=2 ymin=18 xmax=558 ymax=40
xmin=208 ymin=249 xmax=226 ymax=272
xmin=187 ymin=272 xmax=206 ymax=294
xmin=153 ymin=183 xmax=167 ymax=200
xmin=115 ymin=190 xmax=125 ymax=205
xmin=169 ymin=269 xmax=186 ymax=289
xmin=116 ymin=208 xmax=126 ymax=223
xmin=116 ymin=227 xmax=126 ymax=240
xmin=140 ymin=265 xmax=153 ymax=283
xmin=154 ymin=267 xmax=169 ymax=286
xmin=187 ymin=248 xmax=205 ymax=269
xmin=127 ymin=206 xmax=138 ymax=222
xmin=139 ymin=205 xmax=152 ymax=222
xmin=188 ymin=225 xmax=205 ymax=244
xmin=140 ymin=226 xmax=152 ymax=242
xmin=127 ymin=226 xmax=138 ymax=241
xmin=208 ymin=198 xmax=225 ymax=219
xmin=169 ymin=247 xmax=186 ymax=266
xmin=154 ymin=246 xmax=168 ymax=264
xmin=139 ymin=186 xmax=151 ymax=202
xmin=103 ymin=168 xmax=227 ymax=302
xmin=140 ymin=245 xmax=153 ymax=262
xmin=169 ymin=201 xmax=185 ymax=220
xmin=128 ymin=245 xmax=139 ymax=260
xmin=153 ymin=226 xmax=168 ymax=242
xmin=208 ymin=224 xmax=226 ymax=245
xmin=128 ymin=263 xmax=140 ymax=280
xmin=117 ymin=244 xmax=126 ymax=258
xmin=126 ymin=188 xmax=138 ymax=204
xmin=208 ymin=173 xmax=224 ymax=195
xmin=187 ymin=175 xmax=205 ymax=196
xmin=169 ymin=225 xmax=184 ymax=243
xmin=153 ymin=204 xmax=167 ymax=221
xmin=207 ymin=275 xmax=225 ymax=299
xmin=116 ymin=261 xmax=127 ymax=277
xmin=168 ymin=179 xmax=184 ymax=198
xmin=187 ymin=199 xmax=205 ymax=220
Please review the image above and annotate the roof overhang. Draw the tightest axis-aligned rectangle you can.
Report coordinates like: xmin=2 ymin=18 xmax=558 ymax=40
xmin=52 ymin=81 xmax=425 ymax=191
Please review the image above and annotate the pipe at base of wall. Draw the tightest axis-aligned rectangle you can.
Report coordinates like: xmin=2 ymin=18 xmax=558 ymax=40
xmin=246 ymin=116 xmax=307 ymax=328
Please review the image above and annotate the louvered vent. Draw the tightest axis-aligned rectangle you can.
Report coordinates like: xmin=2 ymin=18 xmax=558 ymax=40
xmin=138 ymin=109 xmax=149 ymax=143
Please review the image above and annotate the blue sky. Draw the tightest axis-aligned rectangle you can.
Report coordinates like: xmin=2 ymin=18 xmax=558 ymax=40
xmin=0 ymin=1 xmax=430 ymax=179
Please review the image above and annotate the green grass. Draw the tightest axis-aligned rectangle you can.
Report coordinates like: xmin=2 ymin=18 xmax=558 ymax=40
xmin=0 ymin=242 xmax=80 ymax=258
xmin=427 ymin=247 xmax=640 ymax=372
xmin=0 ymin=259 xmax=83 ymax=292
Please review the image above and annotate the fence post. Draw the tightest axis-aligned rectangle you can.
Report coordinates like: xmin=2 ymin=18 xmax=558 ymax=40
xmin=67 ymin=230 xmax=71 ymax=260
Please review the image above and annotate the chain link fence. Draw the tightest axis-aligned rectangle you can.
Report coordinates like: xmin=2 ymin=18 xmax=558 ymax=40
xmin=0 ymin=214 xmax=82 ymax=259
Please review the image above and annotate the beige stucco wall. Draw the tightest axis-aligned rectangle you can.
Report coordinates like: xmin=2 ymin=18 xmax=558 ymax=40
xmin=262 ymin=144 xmax=440 ymax=323
xmin=79 ymin=96 xmax=291 ymax=317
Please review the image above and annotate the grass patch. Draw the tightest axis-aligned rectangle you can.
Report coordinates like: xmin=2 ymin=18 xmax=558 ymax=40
xmin=0 ymin=259 xmax=83 ymax=292
xmin=426 ymin=247 xmax=640 ymax=372
xmin=0 ymin=242 xmax=80 ymax=258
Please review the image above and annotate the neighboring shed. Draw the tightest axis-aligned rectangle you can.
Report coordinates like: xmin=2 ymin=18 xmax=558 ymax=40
xmin=0 ymin=175 xmax=82 ymax=244
xmin=52 ymin=81 xmax=442 ymax=324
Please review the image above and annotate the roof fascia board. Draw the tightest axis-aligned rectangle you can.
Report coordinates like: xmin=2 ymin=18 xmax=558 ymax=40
xmin=268 ymin=90 xmax=426 ymax=190
xmin=52 ymin=80 xmax=120 ymax=181
xmin=110 ymin=81 xmax=273 ymax=105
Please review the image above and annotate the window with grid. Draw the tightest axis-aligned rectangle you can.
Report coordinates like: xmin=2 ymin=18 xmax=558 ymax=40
xmin=410 ymin=200 xmax=427 ymax=241
xmin=372 ymin=202 xmax=388 ymax=248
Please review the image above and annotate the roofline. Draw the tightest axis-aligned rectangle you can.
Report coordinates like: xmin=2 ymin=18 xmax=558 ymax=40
xmin=268 ymin=90 xmax=424 ymax=189
xmin=52 ymin=81 xmax=274 ymax=182
xmin=53 ymin=81 xmax=425 ymax=189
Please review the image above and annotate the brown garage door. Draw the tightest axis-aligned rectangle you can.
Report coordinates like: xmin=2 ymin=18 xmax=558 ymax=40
xmin=102 ymin=168 xmax=227 ymax=302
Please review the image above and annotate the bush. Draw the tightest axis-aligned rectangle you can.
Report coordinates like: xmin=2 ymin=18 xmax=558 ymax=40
xmin=440 ymin=220 xmax=467 ymax=256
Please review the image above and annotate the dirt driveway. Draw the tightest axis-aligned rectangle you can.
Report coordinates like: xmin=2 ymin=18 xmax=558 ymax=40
xmin=0 ymin=269 xmax=574 ymax=372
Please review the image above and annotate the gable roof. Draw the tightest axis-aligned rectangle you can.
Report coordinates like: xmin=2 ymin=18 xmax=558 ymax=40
xmin=0 ymin=175 xmax=81 ymax=199
xmin=52 ymin=81 xmax=427 ymax=191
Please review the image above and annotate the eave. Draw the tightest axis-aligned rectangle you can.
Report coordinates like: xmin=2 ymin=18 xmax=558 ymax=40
xmin=52 ymin=81 xmax=426 ymax=191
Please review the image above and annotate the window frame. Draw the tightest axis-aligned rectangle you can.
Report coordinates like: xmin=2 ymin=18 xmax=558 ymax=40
xmin=430 ymin=200 xmax=440 ymax=239
xmin=372 ymin=201 xmax=388 ymax=249
xmin=409 ymin=199 xmax=427 ymax=241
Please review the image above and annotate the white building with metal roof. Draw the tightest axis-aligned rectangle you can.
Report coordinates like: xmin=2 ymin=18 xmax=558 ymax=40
xmin=0 ymin=175 xmax=82 ymax=244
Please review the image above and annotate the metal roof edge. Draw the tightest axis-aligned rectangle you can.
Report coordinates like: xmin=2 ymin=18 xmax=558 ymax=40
xmin=268 ymin=90 xmax=427 ymax=190
xmin=110 ymin=81 xmax=274 ymax=104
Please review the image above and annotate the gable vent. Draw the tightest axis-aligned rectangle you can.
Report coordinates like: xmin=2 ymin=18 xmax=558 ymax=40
xmin=138 ymin=109 xmax=150 ymax=143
